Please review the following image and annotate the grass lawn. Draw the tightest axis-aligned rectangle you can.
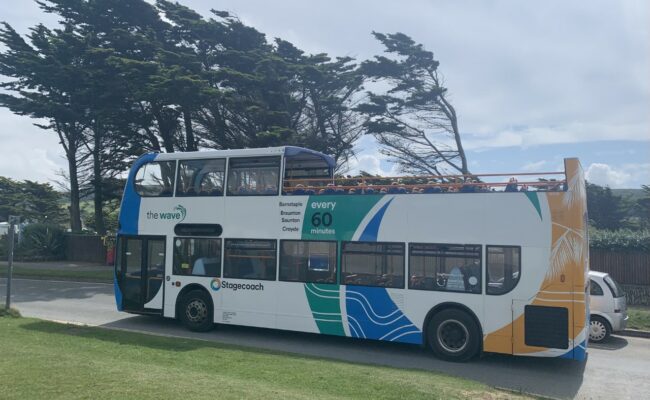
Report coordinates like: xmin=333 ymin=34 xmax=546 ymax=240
xmin=0 ymin=266 xmax=113 ymax=283
xmin=0 ymin=315 xmax=535 ymax=400
xmin=627 ymin=306 xmax=650 ymax=331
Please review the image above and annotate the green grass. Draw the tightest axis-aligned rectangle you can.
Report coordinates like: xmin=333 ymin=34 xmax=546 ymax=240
xmin=0 ymin=266 xmax=113 ymax=282
xmin=627 ymin=306 xmax=650 ymax=331
xmin=0 ymin=317 xmax=534 ymax=400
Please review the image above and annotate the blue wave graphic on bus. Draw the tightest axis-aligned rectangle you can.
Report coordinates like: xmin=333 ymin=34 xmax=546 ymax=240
xmin=358 ymin=198 xmax=394 ymax=241
xmin=345 ymin=286 xmax=422 ymax=344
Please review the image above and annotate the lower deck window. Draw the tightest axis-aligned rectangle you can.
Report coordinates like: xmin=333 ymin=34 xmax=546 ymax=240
xmin=486 ymin=246 xmax=521 ymax=295
xmin=173 ymin=238 xmax=221 ymax=277
xmin=279 ymin=240 xmax=337 ymax=284
xmin=224 ymin=239 xmax=277 ymax=280
xmin=409 ymin=243 xmax=481 ymax=294
xmin=341 ymin=242 xmax=405 ymax=288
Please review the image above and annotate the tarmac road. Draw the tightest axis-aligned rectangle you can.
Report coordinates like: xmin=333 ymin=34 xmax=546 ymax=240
xmin=2 ymin=277 xmax=649 ymax=400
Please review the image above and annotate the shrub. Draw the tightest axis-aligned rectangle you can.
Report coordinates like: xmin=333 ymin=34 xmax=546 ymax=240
xmin=0 ymin=307 xmax=21 ymax=318
xmin=18 ymin=223 xmax=65 ymax=259
xmin=589 ymin=228 xmax=650 ymax=252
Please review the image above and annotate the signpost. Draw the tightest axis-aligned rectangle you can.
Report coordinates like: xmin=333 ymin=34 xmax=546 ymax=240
xmin=4 ymin=215 xmax=19 ymax=309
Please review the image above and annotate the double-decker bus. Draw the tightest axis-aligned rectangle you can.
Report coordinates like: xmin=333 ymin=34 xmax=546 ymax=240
xmin=114 ymin=146 xmax=588 ymax=361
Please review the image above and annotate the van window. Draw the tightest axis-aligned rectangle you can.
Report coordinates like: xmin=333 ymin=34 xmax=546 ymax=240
xmin=604 ymin=275 xmax=625 ymax=298
xmin=590 ymin=279 xmax=604 ymax=296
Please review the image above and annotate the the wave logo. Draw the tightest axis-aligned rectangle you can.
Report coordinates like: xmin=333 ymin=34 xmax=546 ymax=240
xmin=210 ymin=278 xmax=221 ymax=291
xmin=145 ymin=204 xmax=187 ymax=222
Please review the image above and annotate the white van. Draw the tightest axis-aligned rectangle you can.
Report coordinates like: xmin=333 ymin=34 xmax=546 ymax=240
xmin=589 ymin=271 xmax=628 ymax=343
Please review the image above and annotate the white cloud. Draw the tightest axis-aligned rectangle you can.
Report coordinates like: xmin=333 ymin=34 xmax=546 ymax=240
xmin=1 ymin=0 xmax=648 ymax=185
xmin=586 ymin=163 xmax=631 ymax=188
xmin=522 ymin=160 xmax=547 ymax=171
xmin=0 ymin=110 xmax=67 ymax=183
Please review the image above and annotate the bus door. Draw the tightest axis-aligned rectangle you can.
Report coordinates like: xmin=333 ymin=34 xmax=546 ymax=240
xmin=116 ymin=236 xmax=166 ymax=313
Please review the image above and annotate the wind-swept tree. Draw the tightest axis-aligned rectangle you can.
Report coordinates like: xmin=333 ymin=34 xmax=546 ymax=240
xmin=0 ymin=22 xmax=91 ymax=231
xmin=357 ymin=32 xmax=469 ymax=176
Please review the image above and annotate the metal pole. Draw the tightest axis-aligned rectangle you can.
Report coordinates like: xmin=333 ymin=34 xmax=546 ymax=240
xmin=5 ymin=216 xmax=18 ymax=309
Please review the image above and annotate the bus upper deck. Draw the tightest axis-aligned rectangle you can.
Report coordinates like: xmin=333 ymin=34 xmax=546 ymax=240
xmin=126 ymin=145 xmax=569 ymax=202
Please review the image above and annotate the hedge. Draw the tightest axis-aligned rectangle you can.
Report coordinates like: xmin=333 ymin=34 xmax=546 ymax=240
xmin=589 ymin=228 xmax=650 ymax=252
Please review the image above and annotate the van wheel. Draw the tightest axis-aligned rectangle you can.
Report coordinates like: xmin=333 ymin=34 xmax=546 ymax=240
xmin=589 ymin=316 xmax=611 ymax=343
xmin=427 ymin=309 xmax=480 ymax=362
xmin=179 ymin=289 xmax=214 ymax=332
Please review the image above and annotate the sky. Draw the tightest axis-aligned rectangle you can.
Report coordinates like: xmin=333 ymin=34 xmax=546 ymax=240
xmin=0 ymin=0 xmax=648 ymax=188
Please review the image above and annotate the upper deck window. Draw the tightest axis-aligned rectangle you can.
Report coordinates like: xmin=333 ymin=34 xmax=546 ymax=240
xmin=227 ymin=156 xmax=280 ymax=196
xmin=176 ymin=158 xmax=225 ymax=197
xmin=134 ymin=161 xmax=176 ymax=197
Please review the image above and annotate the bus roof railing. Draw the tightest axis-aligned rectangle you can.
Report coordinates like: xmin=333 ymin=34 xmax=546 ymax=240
xmin=282 ymin=170 xmax=567 ymax=193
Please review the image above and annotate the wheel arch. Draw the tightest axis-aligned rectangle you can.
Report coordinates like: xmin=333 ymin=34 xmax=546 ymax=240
xmin=590 ymin=312 xmax=613 ymax=331
xmin=423 ymin=302 xmax=484 ymax=350
xmin=175 ymin=283 xmax=213 ymax=319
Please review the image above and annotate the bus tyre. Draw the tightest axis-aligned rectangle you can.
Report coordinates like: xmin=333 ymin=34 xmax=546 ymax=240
xmin=179 ymin=290 xmax=214 ymax=332
xmin=589 ymin=316 xmax=611 ymax=343
xmin=427 ymin=309 xmax=480 ymax=362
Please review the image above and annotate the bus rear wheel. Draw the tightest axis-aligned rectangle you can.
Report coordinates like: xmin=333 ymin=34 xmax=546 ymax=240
xmin=179 ymin=289 xmax=214 ymax=332
xmin=427 ymin=309 xmax=480 ymax=362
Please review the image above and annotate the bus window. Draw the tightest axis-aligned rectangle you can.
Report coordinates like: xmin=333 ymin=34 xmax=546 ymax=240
xmin=176 ymin=159 xmax=225 ymax=197
xmin=279 ymin=240 xmax=337 ymax=284
xmin=409 ymin=243 xmax=482 ymax=294
xmin=227 ymin=157 xmax=280 ymax=196
xmin=173 ymin=237 xmax=222 ymax=277
xmin=486 ymin=246 xmax=521 ymax=295
xmin=341 ymin=242 xmax=405 ymax=289
xmin=134 ymin=161 xmax=176 ymax=197
xmin=223 ymin=239 xmax=277 ymax=280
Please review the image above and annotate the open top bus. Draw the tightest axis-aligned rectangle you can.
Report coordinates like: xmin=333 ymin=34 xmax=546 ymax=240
xmin=114 ymin=146 xmax=589 ymax=362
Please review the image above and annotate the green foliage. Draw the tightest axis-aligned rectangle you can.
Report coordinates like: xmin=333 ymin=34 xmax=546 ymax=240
xmin=632 ymin=185 xmax=650 ymax=229
xmin=0 ymin=177 xmax=66 ymax=225
xmin=0 ymin=307 xmax=21 ymax=318
xmin=589 ymin=228 xmax=650 ymax=252
xmin=357 ymin=32 xmax=469 ymax=176
xmin=586 ymin=182 xmax=629 ymax=230
xmin=18 ymin=223 xmax=65 ymax=260
xmin=0 ymin=0 xmax=368 ymax=233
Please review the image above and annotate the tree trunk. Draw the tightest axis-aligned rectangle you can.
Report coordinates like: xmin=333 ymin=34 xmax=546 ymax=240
xmin=183 ymin=109 xmax=196 ymax=151
xmin=92 ymin=124 xmax=106 ymax=235
xmin=67 ymin=149 xmax=83 ymax=233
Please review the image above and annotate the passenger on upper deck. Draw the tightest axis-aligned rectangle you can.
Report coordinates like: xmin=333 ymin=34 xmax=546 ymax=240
xmin=323 ymin=183 xmax=337 ymax=195
xmin=422 ymin=180 xmax=442 ymax=194
xmin=388 ymin=181 xmax=401 ymax=194
xmin=505 ymin=177 xmax=518 ymax=192
xmin=460 ymin=178 xmax=478 ymax=193
xmin=292 ymin=184 xmax=306 ymax=195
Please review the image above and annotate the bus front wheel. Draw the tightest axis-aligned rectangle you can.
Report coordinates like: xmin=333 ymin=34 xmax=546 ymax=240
xmin=427 ymin=309 xmax=480 ymax=362
xmin=179 ymin=289 xmax=214 ymax=332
